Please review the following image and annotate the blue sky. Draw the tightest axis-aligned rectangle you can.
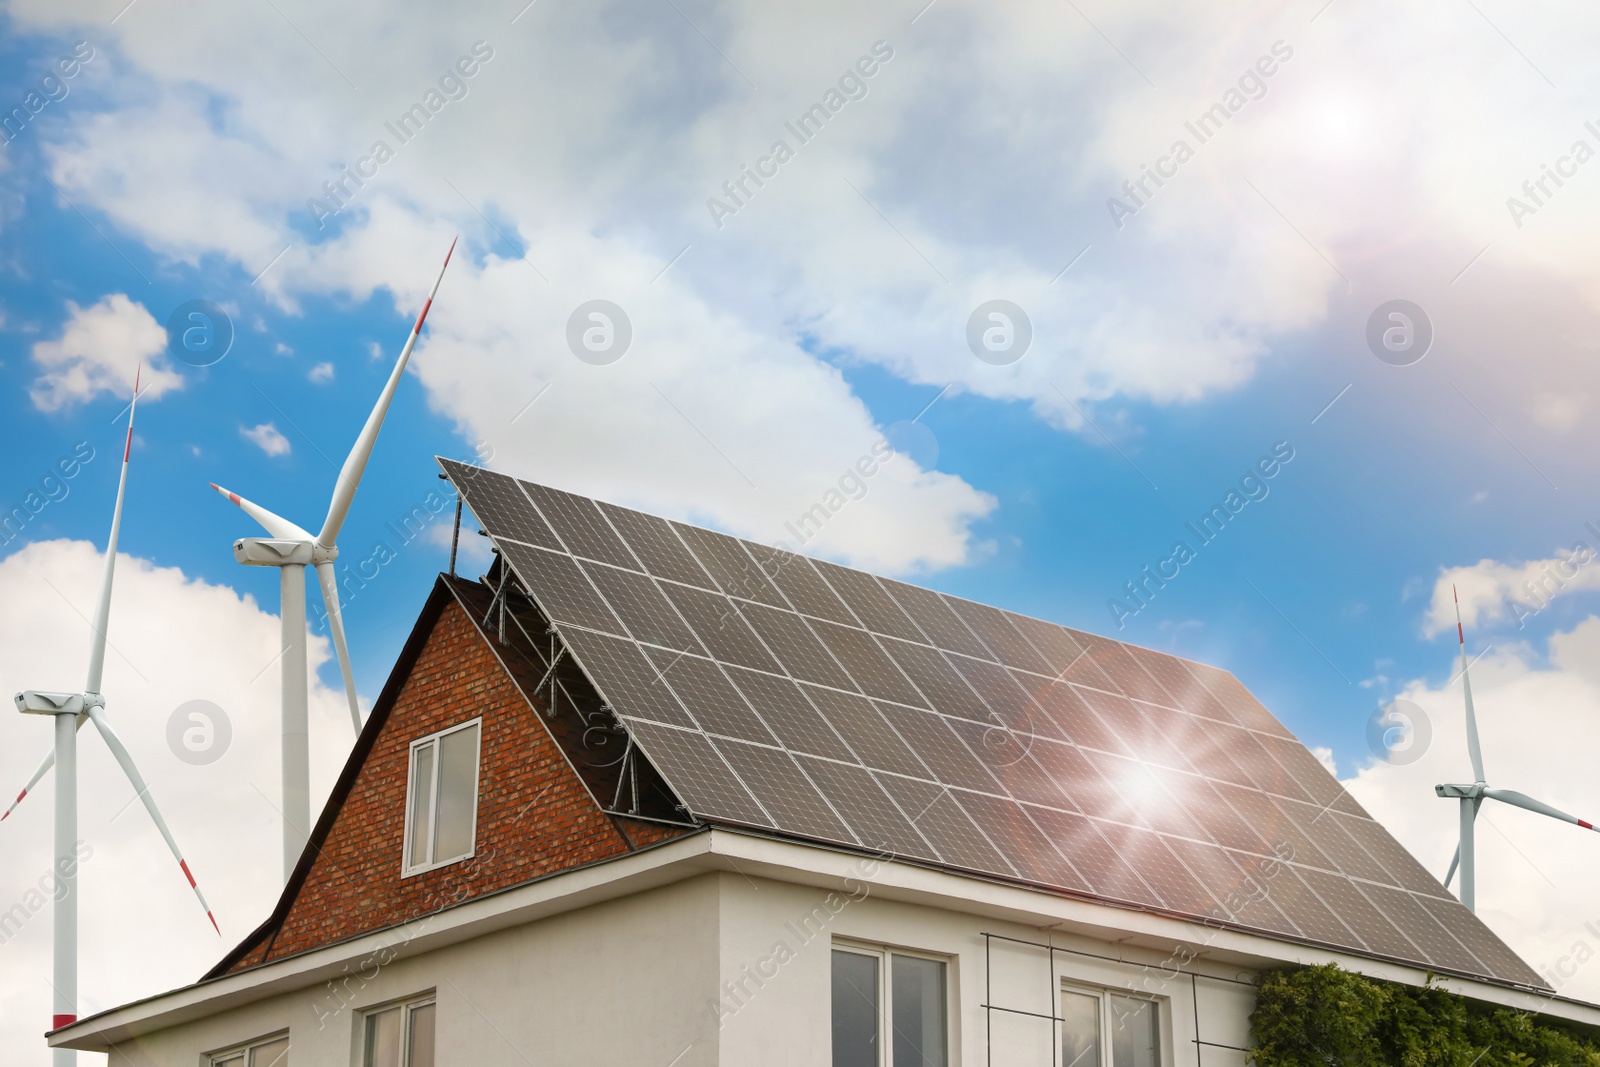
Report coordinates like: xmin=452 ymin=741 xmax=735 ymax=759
xmin=5 ymin=0 xmax=1600 ymax=1042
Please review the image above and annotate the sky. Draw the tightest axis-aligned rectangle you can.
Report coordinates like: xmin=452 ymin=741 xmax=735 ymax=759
xmin=3 ymin=0 xmax=1600 ymax=1059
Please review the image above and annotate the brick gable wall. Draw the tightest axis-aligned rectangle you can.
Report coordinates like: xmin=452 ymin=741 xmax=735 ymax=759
xmin=226 ymin=594 xmax=688 ymax=973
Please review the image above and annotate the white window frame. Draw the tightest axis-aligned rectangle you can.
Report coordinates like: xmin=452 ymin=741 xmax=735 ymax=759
xmin=1060 ymin=980 xmax=1166 ymax=1067
xmin=359 ymin=993 xmax=436 ymax=1067
xmin=832 ymin=939 xmax=955 ymax=1067
xmin=400 ymin=717 xmax=482 ymax=877
xmin=206 ymin=1030 xmax=290 ymax=1067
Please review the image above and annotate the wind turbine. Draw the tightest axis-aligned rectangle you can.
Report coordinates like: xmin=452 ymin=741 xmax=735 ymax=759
xmin=8 ymin=370 xmax=217 ymax=1066
xmin=1437 ymin=584 xmax=1597 ymax=911
xmin=209 ymin=237 xmax=455 ymax=881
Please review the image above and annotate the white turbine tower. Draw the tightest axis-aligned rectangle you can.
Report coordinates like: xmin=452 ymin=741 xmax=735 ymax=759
xmin=7 ymin=370 xmax=218 ymax=1066
xmin=1437 ymin=584 xmax=1598 ymax=911
xmin=209 ymin=238 xmax=455 ymax=881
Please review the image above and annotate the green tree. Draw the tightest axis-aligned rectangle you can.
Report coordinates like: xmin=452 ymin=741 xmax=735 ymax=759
xmin=1249 ymin=964 xmax=1600 ymax=1067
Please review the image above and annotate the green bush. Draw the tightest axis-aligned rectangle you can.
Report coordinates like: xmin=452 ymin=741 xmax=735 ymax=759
xmin=1249 ymin=964 xmax=1600 ymax=1067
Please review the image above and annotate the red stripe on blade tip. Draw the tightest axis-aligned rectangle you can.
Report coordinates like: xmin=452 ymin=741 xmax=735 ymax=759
xmin=413 ymin=297 xmax=433 ymax=332
xmin=52 ymin=1014 xmax=76 ymax=1030
xmin=180 ymin=859 xmax=196 ymax=887
xmin=1581 ymin=820 xmax=1594 ymax=830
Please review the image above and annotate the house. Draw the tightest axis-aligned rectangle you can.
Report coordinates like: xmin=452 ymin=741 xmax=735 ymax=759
xmin=52 ymin=460 xmax=1600 ymax=1066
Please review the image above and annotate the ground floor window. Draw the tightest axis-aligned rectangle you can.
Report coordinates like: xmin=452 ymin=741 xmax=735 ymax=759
xmin=832 ymin=944 xmax=949 ymax=1067
xmin=1061 ymin=984 xmax=1160 ymax=1067
xmin=210 ymin=1033 xmax=289 ymax=1067
xmin=363 ymin=995 xmax=436 ymax=1067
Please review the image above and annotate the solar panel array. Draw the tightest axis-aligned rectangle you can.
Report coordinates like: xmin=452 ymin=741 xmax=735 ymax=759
xmin=440 ymin=459 xmax=1544 ymax=989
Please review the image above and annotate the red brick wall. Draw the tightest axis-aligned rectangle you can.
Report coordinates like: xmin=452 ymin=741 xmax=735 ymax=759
xmin=232 ymin=599 xmax=683 ymax=970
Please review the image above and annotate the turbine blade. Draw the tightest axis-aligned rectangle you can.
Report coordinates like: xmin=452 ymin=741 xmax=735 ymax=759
xmin=316 ymin=236 xmax=457 ymax=548
xmin=1443 ymin=843 xmax=1459 ymax=888
xmin=1483 ymin=787 xmax=1598 ymax=830
xmin=85 ymin=705 xmax=220 ymax=934
xmin=1453 ymin=584 xmax=1487 ymax=783
xmin=315 ymin=561 xmax=363 ymax=734
xmin=2 ymin=712 xmax=94 ymax=822
xmin=207 ymin=482 xmax=314 ymax=541
xmin=85 ymin=367 xmax=142 ymax=695
xmin=2 ymin=746 xmax=56 ymax=822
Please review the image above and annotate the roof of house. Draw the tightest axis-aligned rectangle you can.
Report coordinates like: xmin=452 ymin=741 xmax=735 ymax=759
xmin=438 ymin=457 xmax=1546 ymax=991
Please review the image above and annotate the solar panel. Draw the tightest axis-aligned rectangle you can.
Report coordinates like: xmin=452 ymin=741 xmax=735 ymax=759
xmin=643 ymin=651 xmax=774 ymax=747
xmin=443 ymin=461 xmax=1549 ymax=990
xmin=439 ymin=459 xmax=564 ymax=550
xmin=578 ymin=560 xmax=703 ymax=654
xmin=803 ymin=685 xmax=928 ymax=779
xmin=736 ymin=601 xmax=857 ymax=690
xmin=656 ymin=583 xmax=782 ymax=674
xmin=878 ymin=578 xmax=991 ymax=659
xmin=672 ymin=523 xmax=787 ymax=607
xmin=1028 ymin=806 xmax=1162 ymax=908
xmin=618 ymin=718 xmax=772 ymax=827
xmin=748 ymin=546 xmax=857 ymax=625
xmin=521 ymin=481 xmax=639 ymax=570
xmin=942 ymin=596 xmax=1055 ymax=676
xmin=722 ymin=666 xmax=855 ymax=762
xmin=796 ymin=755 xmax=939 ymax=860
xmin=955 ymin=788 xmax=1089 ymax=893
xmin=883 ymin=640 xmax=991 ymax=723
xmin=811 ymin=560 xmax=925 ymax=642
xmin=714 ymin=738 xmax=855 ymax=843
xmin=596 ymin=502 xmax=718 ymax=589
xmin=879 ymin=776 xmax=1016 ymax=875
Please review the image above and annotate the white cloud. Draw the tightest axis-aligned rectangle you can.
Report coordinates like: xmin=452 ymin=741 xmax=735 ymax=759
xmin=308 ymin=361 xmax=335 ymax=383
xmin=1310 ymin=745 xmax=1336 ymax=776
xmin=274 ymin=341 xmax=293 ymax=356
xmin=1425 ymin=547 xmax=1600 ymax=635
xmin=29 ymin=294 xmax=181 ymax=412
xmin=240 ymin=422 xmax=291 ymax=457
xmin=1343 ymin=619 xmax=1600 ymax=1000
xmin=0 ymin=540 xmax=352 ymax=1061
xmin=13 ymin=1 xmax=1600 ymax=559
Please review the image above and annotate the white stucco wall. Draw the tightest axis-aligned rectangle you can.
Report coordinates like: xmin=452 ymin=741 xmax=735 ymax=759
xmin=710 ymin=866 xmax=1258 ymax=1067
xmin=100 ymin=872 xmax=722 ymax=1067
xmin=81 ymin=856 xmax=1260 ymax=1067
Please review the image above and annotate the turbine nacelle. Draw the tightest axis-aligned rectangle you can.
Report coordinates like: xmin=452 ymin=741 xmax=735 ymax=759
xmin=15 ymin=691 xmax=95 ymax=716
xmin=1435 ymin=783 xmax=1483 ymax=800
xmin=231 ymin=538 xmax=337 ymax=567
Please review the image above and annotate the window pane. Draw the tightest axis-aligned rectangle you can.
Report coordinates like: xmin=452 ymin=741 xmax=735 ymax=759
xmin=215 ymin=1056 xmax=245 ymax=1067
xmin=408 ymin=744 xmax=435 ymax=868
xmin=365 ymin=1008 xmax=403 ymax=1067
xmin=407 ymin=1002 xmax=437 ymax=1067
xmin=248 ymin=1037 xmax=290 ymax=1067
xmin=891 ymin=955 xmax=947 ymax=1067
xmin=434 ymin=725 xmax=480 ymax=862
xmin=833 ymin=950 xmax=880 ymax=1067
xmin=1108 ymin=995 xmax=1159 ymax=1067
xmin=1061 ymin=990 xmax=1101 ymax=1067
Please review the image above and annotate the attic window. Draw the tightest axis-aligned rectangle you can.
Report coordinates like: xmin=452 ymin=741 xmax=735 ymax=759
xmin=402 ymin=718 xmax=481 ymax=876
